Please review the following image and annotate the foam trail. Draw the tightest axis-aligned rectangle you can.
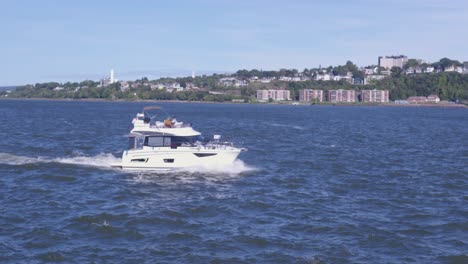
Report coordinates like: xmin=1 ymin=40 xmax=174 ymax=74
xmin=0 ymin=152 xmax=256 ymax=176
xmin=266 ymin=122 xmax=305 ymax=130
xmin=292 ymin=125 xmax=305 ymax=130
xmin=0 ymin=152 xmax=43 ymax=165
xmin=0 ymin=152 xmax=121 ymax=169
xmin=177 ymin=159 xmax=256 ymax=175
xmin=51 ymin=153 xmax=121 ymax=168
xmin=131 ymin=159 xmax=257 ymax=184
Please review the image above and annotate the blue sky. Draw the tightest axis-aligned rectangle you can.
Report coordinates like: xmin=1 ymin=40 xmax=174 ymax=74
xmin=1 ymin=0 xmax=467 ymax=85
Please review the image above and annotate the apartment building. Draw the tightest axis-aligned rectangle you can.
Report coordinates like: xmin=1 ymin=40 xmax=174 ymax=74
xmin=299 ymin=89 xmax=324 ymax=102
xmin=257 ymin=89 xmax=291 ymax=101
xmin=327 ymin=89 xmax=356 ymax=103
xmin=361 ymin=89 xmax=389 ymax=103
xmin=378 ymin=55 xmax=408 ymax=69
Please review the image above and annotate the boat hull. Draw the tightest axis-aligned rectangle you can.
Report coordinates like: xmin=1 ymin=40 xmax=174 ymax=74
xmin=119 ymin=147 xmax=242 ymax=170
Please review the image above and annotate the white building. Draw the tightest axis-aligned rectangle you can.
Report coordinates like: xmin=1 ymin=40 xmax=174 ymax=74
xmin=427 ymin=95 xmax=440 ymax=103
xmin=150 ymin=84 xmax=165 ymax=90
xmin=315 ymin=74 xmax=332 ymax=81
xmin=110 ymin=68 xmax=115 ymax=84
xmin=100 ymin=68 xmax=117 ymax=87
xmin=405 ymin=67 xmax=415 ymax=75
xmin=363 ymin=68 xmax=374 ymax=75
xmin=219 ymin=77 xmax=248 ymax=87
xmin=424 ymin=67 xmax=435 ymax=73
xmin=166 ymin=83 xmax=183 ymax=92
xmin=219 ymin=77 xmax=235 ymax=86
xmin=378 ymin=55 xmax=408 ymax=69
xmin=364 ymin=75 xmax=386 ymax=84
xmin=120 ymin=81 xmax=129 ymax=91
xmin=332 ymin=75 xmax=342 ymax=81
xmin=260 ymin=78 xmax=273 ymax=83
xmin=257 ymin=90 xmax=291 ymax=101
xmin=444 ymin=65 xmax=456 ymax=72
xmin=332 ymin=75 xmax=353 ymax=83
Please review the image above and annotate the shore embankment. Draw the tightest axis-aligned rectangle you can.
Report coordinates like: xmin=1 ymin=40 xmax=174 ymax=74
xmin=0 ymin=97 xmax=466 ymax=108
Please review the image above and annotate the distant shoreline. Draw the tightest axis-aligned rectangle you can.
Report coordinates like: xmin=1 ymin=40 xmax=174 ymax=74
xmin=0 ymin=97 xmax=466 ymax=108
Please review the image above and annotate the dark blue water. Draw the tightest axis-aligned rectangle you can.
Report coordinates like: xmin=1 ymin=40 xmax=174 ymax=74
xmin=0 ymin=100 xmax=467 ymax=263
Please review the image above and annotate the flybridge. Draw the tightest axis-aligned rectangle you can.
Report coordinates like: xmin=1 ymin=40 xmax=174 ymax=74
xmin=131 ymin=110 xmax=202 ymax=137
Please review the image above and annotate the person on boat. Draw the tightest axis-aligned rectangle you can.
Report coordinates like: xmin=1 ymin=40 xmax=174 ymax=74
xmin=164 ymin=118 xmax=172 ymax=128
xmin=171 ymin=116 xmax=177 ymax=126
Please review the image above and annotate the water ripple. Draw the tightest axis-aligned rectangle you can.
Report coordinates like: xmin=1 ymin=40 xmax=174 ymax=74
xmin=0 ymin=101 xmax=467 ymax=263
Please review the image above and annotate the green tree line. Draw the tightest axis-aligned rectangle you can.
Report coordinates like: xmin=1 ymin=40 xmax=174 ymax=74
xmin=5 ymin=58 xmax=467 ymax=102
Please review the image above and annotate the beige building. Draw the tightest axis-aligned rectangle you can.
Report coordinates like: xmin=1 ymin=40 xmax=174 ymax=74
xmin=378 ymin=55 xmax=408 ymax=69
xmin=256 ymin=89 xmax=291 ymax=101
xmin=426 ymin=95 xmax=440 ymax=103
xmin=361 ymin=89 xmax=389 ymax=103
xmin=407 ymin=96 xmax=428 ymax=104
xmin=327 ymin=89 xmax=356 ymax=103
xmin=299 ymin=89 xmax=324 ymax=102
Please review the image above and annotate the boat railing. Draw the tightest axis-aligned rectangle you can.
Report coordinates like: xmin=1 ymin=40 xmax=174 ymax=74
xmin=202 ymin=141 xmax=235 ymax=150
xmin=149 ymin=121 xmax=192 ymax=129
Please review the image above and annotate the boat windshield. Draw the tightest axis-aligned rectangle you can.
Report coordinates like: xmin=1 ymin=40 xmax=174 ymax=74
xmin=137 ymin=135 xmax=203 ymax=148
xmin=128 ymin=136 xmax=144 ymax=150
xmin=172 ymin=136 xmax=202 ymax=144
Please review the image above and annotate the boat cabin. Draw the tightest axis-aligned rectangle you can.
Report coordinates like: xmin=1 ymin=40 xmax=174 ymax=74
xmin=128 ymin=107 xmax=206 ymax=150
xmin=127 ymin=134 xmax=203 ymax=150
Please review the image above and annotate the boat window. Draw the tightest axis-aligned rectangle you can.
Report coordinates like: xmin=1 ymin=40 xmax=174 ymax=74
xmin=128 ymin=136 xmax=144 ymax=150
xmin=146 ymin=136 xmax=164 ymax=147
xmin=163 ymin=137 xmax=171 ymax=147
xmin=172 ymin=136 xmax=197 ymax=144
xmin=128 ymin=137 xmax=135 ymax=150
xmin=136 ymin=137 xmax=144 ymax=149
xmin=131 ymin=158 xmax=147 ymax=162
xmin=144 ymin=136 xmax=172 ymax=147
xmin=194 ymin=153 xmax=217 ymax=157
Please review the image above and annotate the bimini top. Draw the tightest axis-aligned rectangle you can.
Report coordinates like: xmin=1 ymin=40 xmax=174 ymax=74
xmin=130 ymin=111 xmax=201 ymax=137
xmin=143 ymin=106 xmax=161 ymax=111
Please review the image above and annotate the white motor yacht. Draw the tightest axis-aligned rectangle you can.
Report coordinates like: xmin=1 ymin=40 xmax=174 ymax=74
xmin=116 ymin=106 xmax=245 ymax=170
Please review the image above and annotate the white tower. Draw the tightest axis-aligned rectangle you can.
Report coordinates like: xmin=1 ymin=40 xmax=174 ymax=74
xmin=110 ymin=68 xmax=115 ymax=84
xmin=192 ymin=70 xmax=195 ymax=79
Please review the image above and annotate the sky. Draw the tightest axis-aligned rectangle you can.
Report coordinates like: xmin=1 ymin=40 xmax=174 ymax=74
xmin=1 ymin=0 xmax=468 ymax=85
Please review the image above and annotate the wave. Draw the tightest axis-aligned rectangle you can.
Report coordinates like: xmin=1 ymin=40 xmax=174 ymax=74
xmin=266 ymin=122 xmax=305 ymax=130
xmin=0 ymin=152 xmax=42 ymax=165
xmin=176 ymin=159 xmax=256 ymax=175
xmin=130 ymin=160 xmax=256 ymax=184
xmin=53 ymin=154 xmax=121 ymax=168
xmin=0 ymin=152 xmax=120 ymax=168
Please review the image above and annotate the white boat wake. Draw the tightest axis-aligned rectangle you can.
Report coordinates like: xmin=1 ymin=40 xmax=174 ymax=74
xmin=174 ymin=159 xmax=256 ymax=175
xmin=0 ymin=152 xmax=255 ymax=175
xmin=0 ymin=152 xmax=121 ymax=168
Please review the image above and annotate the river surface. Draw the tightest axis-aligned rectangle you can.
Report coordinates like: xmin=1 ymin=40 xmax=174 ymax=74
xmin=0 ymin=100 xmax=467 ymax=263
